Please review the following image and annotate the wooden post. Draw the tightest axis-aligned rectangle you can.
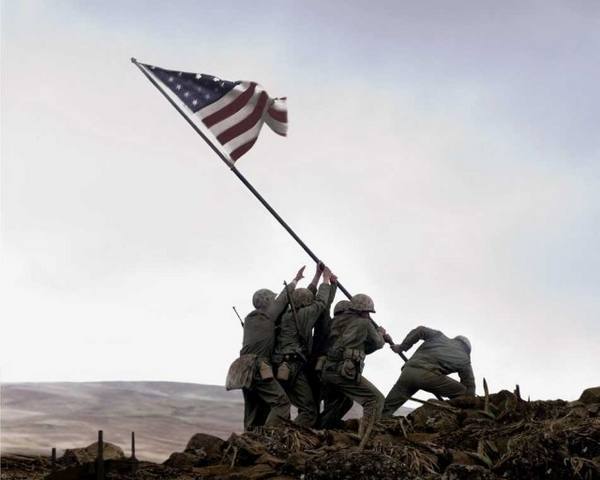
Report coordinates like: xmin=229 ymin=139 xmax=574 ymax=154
xmin=483 ymin=378 xmax=490 ymax=414
xmin=131 ymin=431 xmax=137 ymax=476
xmin=97 ymin=430 xmax=104 ymax=480
xmin=51 ymin=447 xmax=56 ymax=472
xmin=514 ymin=384 xmax=522 ymax=401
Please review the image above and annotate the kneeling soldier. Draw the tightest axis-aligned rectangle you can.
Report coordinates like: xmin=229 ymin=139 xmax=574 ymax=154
xmin=320 ymin=294 xmax=386 ymax=445
xmin=383 ymin=326 xmax=475 ymax=416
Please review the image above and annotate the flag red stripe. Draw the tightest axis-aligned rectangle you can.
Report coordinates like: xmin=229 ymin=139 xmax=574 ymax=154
xmin=230 ymin=138 xmax=258 ymax=161
xmin=217 ymin=92 xmax=268 ymax=145
xmin=203 ymin=83 xmax=257 ymax=128
xmin=267 ymin=107 xmax=287 ymax=123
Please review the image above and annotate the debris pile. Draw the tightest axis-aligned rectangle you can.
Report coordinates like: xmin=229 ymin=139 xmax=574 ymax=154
xmin=2 ymin=387 xmax=599 ymax=479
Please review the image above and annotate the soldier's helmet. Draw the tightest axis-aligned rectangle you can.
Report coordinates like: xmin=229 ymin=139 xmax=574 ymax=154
xmin=455 ymin=335 xmax=472 ymax=354
xmin=252 ymin=289 xmax=276 ymax=309
xmin=350 ymin=293 xmax=376 ymax=313
xmin=292 ymin=288 xmax=314 ymax=308
xmin=333 ymin=300 xmax=352 ymax=315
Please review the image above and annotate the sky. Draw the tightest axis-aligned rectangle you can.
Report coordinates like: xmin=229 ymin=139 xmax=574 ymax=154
xmin=1 ymin=0 xmax=599 ymax=405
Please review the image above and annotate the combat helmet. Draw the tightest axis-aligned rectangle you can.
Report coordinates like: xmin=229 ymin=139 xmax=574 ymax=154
xmin=350 ymin=293 xmax=376 ymax=313
xmin=292 ymin=288 xmax=314 ymax=308
xmin=454 ymin=335 xmax=472 ymax=354
xmin=333 ymin=300 xmax=352 ymax=315
xmin=253 ymin=289 xmax=276 ymax=309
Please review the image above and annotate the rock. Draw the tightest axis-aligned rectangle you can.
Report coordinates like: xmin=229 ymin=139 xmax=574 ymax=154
xmin=185 ymin=432 xmax=225 ymax=464
xmin=61 ymin=442 xmax=124 ymax=466
xmin=579 ymin=387 xmax=600 ymax=404
xmin=408 ymin=404 xmax=459 ymax=433
xmin=489 ymin=390 xmax=517 ymax=409
xmin=163 ymin=451 xmax=199 ymax=470
xmin=224 ymin=433 xmax=266 ymax=466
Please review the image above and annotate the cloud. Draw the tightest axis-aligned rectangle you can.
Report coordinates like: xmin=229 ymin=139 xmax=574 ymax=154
xmin=1 ymin=1 xmax=599 ymax=403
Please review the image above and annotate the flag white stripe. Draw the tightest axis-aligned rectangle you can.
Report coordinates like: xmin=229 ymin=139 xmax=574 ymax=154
xmin=269 ymin=98 xmax=287 ymax=112
xmin=209 ymin=86 xmax=266 ymax=136
xmin=265 ymin=116 xmax=287 ymax=135
xmin=196 ymin=81 xmax=252 ymax=119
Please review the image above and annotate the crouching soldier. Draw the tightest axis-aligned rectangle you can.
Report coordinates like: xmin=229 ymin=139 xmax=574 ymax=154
xmin=383 ymin=326 xmax=475 ymax=417
xmin=271 ymin=264 xmax=335 ymax=427
xmin=226 ymin=266 xmax=305 ymax=430
xmin=320 ymin=294 xmax=386 ymax=446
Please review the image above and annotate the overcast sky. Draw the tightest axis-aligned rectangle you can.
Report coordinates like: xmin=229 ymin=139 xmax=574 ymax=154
xmin=1 ymin=1 xmax=599 ymax=405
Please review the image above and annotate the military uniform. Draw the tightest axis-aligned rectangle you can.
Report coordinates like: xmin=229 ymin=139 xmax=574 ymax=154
xmin=383 ymin=326 xmax=475 ymax=417
xmin=272 ymin=283 xmax=332 ymax=427
xmin=306 ymin=283 xmax=337 ymax=416
xmin=240 ymin=283 xmax=296 ymax=430
xmin=320 ymin=311 xmax=385 ymax=430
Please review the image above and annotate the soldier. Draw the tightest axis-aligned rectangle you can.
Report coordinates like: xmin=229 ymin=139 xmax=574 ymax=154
xmin=383 ymin=326 xmax=475 ymax=417
xmin=236 ymin=266 xmax=306 ymax=430
xmin=271 ymin=264 xmax=335 ymax=427
xmin=317 ymin=299 xmax=354 ymax=429
xmin=320 ymin=294 xmax=386 ymax=445
xmin=306 ymin=264 xmax=338 ymax=416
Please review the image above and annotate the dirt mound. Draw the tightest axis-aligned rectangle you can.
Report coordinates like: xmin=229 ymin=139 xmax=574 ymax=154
xmin=2 ymin=387 xmax=599 ymax=479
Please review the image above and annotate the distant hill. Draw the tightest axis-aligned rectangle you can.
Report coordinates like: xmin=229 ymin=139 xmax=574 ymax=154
xmin=0 ymin=382 xmax=410 ymax=462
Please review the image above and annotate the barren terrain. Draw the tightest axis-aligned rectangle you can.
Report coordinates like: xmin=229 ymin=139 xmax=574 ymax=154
xmin=1 ymin=382 xmax=244 ymax=462
xmin=1 ymin=381 xmax=389 ymax=463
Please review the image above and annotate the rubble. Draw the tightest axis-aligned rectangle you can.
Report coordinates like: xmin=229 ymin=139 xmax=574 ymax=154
xmin=1 ymin=387 xmax=599 ymax=479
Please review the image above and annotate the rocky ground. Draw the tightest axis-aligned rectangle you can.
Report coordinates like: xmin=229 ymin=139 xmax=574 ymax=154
xmin=2 ymin=387 xmax=599 ymax=480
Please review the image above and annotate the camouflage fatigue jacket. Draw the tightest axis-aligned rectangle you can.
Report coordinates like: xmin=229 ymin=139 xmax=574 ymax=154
xmin=326 ymin=312 xmax=385 ymax=361
xmin=399 ymin=326 xmax=475 ymax=395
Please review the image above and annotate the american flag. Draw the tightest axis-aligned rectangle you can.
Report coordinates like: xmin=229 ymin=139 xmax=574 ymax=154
xmin=138 ymin=62 xmax=287 ymax=162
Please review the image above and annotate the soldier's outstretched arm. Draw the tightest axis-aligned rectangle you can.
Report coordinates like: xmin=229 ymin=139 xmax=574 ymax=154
xmin=307 ymin=262 xmax=324 ymax=294
xmin=269 ymin=266 xmax=305 ymax=318
xmin=458 ymin=364 xmax=476 ymax=396
xmin=365 ymin=320 xmax=385 ymax=354
xmin=297 ymin=267 xmax=333 ymax=331
xmin=397 ymin=326 xmax=441 ymax=352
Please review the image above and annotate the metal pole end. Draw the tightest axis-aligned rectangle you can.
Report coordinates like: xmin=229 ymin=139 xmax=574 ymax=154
xmin=130 ymin=57 xmax=137 ymax=64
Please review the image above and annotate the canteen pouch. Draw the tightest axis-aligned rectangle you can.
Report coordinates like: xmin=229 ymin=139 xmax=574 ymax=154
xmin=340 ymin=359 xmax=357 ymax=381
xmin=276 ymin=362 xmax=290 ymax=381
xmin=259 ymin=360 xmax=274 ymax=380
xmin=314 ymin=356 xmax=326 ymax=372
xmin=340 ymin=348 xmax=365 ymax=382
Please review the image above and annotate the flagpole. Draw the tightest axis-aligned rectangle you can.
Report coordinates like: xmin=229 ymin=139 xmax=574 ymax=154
xmin=130 ymin=58 xmax=394 ymax=337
